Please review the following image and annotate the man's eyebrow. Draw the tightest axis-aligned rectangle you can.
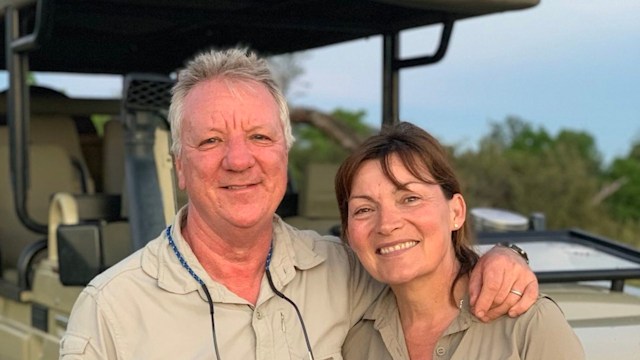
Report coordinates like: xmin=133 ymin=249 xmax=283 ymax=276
xmin=247 ymin=122 xmax=280 ymax=131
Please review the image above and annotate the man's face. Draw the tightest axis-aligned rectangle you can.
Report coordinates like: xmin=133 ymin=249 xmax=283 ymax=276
xmin=175 ymin=77 xmax=288 ymax=232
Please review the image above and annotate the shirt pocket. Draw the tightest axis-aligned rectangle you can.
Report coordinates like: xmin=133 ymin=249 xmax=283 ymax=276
xmin=317 ymin=352 xmax=343 ymax=360
xmin=279 ymin=310 xmax=309 ymax=359
xmin=59 ymin=333 xmax=90 ymax=356
xmin=277 ymin=310 xmax=343 ymax=360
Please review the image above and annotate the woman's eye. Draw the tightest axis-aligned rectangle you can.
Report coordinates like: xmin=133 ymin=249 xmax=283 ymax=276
xmin=353 ymin=207 xmax=372 ymax=216
xmin=403 ymin=196 xmax=420 ymax=203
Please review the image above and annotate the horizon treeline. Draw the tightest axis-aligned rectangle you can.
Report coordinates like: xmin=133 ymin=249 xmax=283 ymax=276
xmin=290 ymin=111 xmax=640 ymax=248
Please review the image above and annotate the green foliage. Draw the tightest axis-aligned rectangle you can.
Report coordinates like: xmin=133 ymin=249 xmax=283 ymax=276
xmin=556 ymin=130 xmax=602 ymax=173
xmin=453 ymin=116 xmax=639 ymax=248
xmin=605 ymin=140 xmax=640 ymax=221
xmin=292 ymin=111 xmax=640 ymax=248
xmin=90 ymin=114 xmax=112 ymax=137
xmin=331 ymin=108 xmax=373 ymax=135
xmin=483 ymin=117 xmax=553 ymax=154
xmin=288 ymin=108 xmax=374 ymax=188
xmin=27 ymin=73 xmax=37 ymax=86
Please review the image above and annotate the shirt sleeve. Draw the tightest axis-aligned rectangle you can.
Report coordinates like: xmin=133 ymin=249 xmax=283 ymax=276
xmin=346 ymin=248 xmax=386 ymax=328
xmin=517 ymin=296 xmax=586 ymax=359
xmin=60 ymin=287 xmax=119 ymax=359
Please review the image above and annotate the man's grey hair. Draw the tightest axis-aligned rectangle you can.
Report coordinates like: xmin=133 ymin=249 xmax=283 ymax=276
xmin=168 ymin=47 xmax=295 ymax=155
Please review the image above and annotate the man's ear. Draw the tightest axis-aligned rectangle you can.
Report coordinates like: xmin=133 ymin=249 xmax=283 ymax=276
xmin=175 ymin=155 xmax=186 ymax=190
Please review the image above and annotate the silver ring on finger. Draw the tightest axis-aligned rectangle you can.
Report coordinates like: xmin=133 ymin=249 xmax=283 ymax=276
xmin=509 ymin=289 xmax=523 ymax=297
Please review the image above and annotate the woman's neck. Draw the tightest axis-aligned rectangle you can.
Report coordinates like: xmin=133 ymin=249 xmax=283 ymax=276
xmin=391 ymin=262 xmax=468 ymax=360
xmin=393 ymin=270 xmax=464 ymax=327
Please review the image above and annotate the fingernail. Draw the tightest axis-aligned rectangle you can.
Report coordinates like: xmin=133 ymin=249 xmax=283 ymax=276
xmin=476 ymin=310 xmax=485 ymax=318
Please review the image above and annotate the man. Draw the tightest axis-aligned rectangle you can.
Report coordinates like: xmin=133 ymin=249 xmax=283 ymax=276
xmin=60 ymin=48 xmax=537 ymax=359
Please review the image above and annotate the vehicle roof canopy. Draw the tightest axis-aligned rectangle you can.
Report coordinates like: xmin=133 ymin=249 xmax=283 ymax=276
xmin=0 ymin=0 xmax=538 ymax=75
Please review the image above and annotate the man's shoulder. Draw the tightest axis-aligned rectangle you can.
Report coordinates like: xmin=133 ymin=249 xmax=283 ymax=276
xmin=84 ymin=235 xmax=164 ymax=292
xmin=278 ymin=218 xmax=348 ymax=249
xmin=85 ymin=250 xmax=143 ymax=291
xmin=275 ymin=217 xmax=357 ymax=268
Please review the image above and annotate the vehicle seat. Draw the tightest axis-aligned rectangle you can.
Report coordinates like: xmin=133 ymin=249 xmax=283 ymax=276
xmin=102 ymin=118 xmax=125 ymax=196
xmin=0 ymin=130 xmax=78 ymax=276
xmin=0 ymin=114 xmax=89 ymax=277
xmin=30 ymin=115 xmax=95 ymax=193
xmin=282 ymin=163 xmax=341 ymax=236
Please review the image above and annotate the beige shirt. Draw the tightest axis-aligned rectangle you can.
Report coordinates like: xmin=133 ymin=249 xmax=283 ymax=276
xmin=342 ymin=288 xmax=585 ymax=360
xmin=60 ymin=207 xmax=383 ymax=360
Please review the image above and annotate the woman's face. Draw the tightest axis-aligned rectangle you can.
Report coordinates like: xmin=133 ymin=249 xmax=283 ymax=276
xmin=346 ymin=154 xmax=465 ymax=286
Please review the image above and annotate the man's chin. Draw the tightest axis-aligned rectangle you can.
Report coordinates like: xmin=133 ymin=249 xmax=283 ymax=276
xmin=222 ymin=211 xmax=274 ymax=229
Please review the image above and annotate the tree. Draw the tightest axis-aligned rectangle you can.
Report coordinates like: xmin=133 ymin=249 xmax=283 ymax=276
xmin=288 ymin=108 xmax=375 ymax=187
xmin=266 ymin=53 xmax=379 ymax=207
xmin=289 ymin=108 xmax=366 ymax=152
xmin=605 ymin=140 xmax=640 ymax=221
xmin=268 ymin=53 xmax=309 ymax=99
xmin=454 ymin=117 xmax=607 ymax=230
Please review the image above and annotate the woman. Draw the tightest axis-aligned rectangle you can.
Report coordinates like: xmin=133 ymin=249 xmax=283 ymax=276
xmin=336 ymin=122 xmax=584 ymax=360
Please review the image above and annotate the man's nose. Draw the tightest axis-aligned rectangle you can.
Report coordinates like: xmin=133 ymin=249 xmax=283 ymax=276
xmin=222 ymin=137 xmax=256 ymax=171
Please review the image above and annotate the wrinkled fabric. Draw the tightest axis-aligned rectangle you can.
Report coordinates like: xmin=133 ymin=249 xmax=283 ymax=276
xmin=342 ymin=287 xmax=585 ymax=360
xmin=61 ymin=207 xmax=383 ymax=360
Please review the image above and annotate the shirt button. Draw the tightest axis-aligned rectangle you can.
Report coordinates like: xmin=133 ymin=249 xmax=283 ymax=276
xmin=256 ymin=311 xmax=263 ymax=319
xmin=436 ymin=347 xmax=446 ymax=356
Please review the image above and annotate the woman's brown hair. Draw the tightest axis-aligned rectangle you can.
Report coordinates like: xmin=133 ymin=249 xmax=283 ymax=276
xmin=334 ymin=122 xmax=478 ymax=301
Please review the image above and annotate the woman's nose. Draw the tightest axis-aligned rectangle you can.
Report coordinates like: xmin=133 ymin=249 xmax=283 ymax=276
xmin=376 ymin=206 xmax=403 ymax=235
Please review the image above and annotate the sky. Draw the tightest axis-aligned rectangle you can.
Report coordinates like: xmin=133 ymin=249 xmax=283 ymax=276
xmin=292 ymin=0 xmax=640 ymax=165
xmin=5 ymin=0 xmax=638 ymax=165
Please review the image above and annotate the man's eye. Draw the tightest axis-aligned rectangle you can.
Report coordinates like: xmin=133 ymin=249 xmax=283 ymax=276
xmin=251 ymin=134 xmax=270 ymax=141
xmin=199 ymin=138 xmax=220 ymax=146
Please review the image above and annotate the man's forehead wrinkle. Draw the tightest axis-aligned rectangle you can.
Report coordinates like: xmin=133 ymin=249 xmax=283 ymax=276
xmin=205 ymin=110 xmax=266 ymax=134
xmin=182 ymin=77 xmax=279 ymax=138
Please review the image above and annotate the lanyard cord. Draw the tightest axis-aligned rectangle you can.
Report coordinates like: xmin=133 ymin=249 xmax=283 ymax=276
xmin=166 ymin=226 xmax=221 ymax=360
xmin=265 ymin=247 xmax=315 ymax=360
xmin=265 ymin=269 xmax=315 ymax=360
xmin=166 ymin=225 xmax=314 ymax=360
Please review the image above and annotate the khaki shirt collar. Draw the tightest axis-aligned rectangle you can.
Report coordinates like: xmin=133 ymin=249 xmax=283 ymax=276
xmin=265 ymin=216 xmax=325 ymax=289
xmin=362 ymin=287 xmax=479 ymax=358
xmin=363 ymin=287 xmax=478 ymax=330
xmin=140 ymin=207 xmax=326 ymax=301
xmin=442 ymin=293 xmax=478 ymax=336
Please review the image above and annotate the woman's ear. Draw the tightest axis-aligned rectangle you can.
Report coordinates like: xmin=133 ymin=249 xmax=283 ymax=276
xmin=450 ymin=193 xmax=467 ymax=230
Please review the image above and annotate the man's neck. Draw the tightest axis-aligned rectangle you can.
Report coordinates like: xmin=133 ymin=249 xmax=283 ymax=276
xmin=181 ymin=213 xmax=274 ymax=305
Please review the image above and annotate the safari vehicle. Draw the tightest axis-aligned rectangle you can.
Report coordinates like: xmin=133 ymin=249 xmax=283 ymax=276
xmin=472 ymin=209 xmax=640 ymax=358
xmin=1 ymin=0 xmax=638 ymax=359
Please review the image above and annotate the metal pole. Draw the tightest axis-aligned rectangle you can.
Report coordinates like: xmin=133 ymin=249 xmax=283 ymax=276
xmin=382 ymin=32 xmax=400 ymax=127
xmin=5 ymin=5 xmax=47 ymax=233
xmin=381 ymin=21 xmax=455 ymax=129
